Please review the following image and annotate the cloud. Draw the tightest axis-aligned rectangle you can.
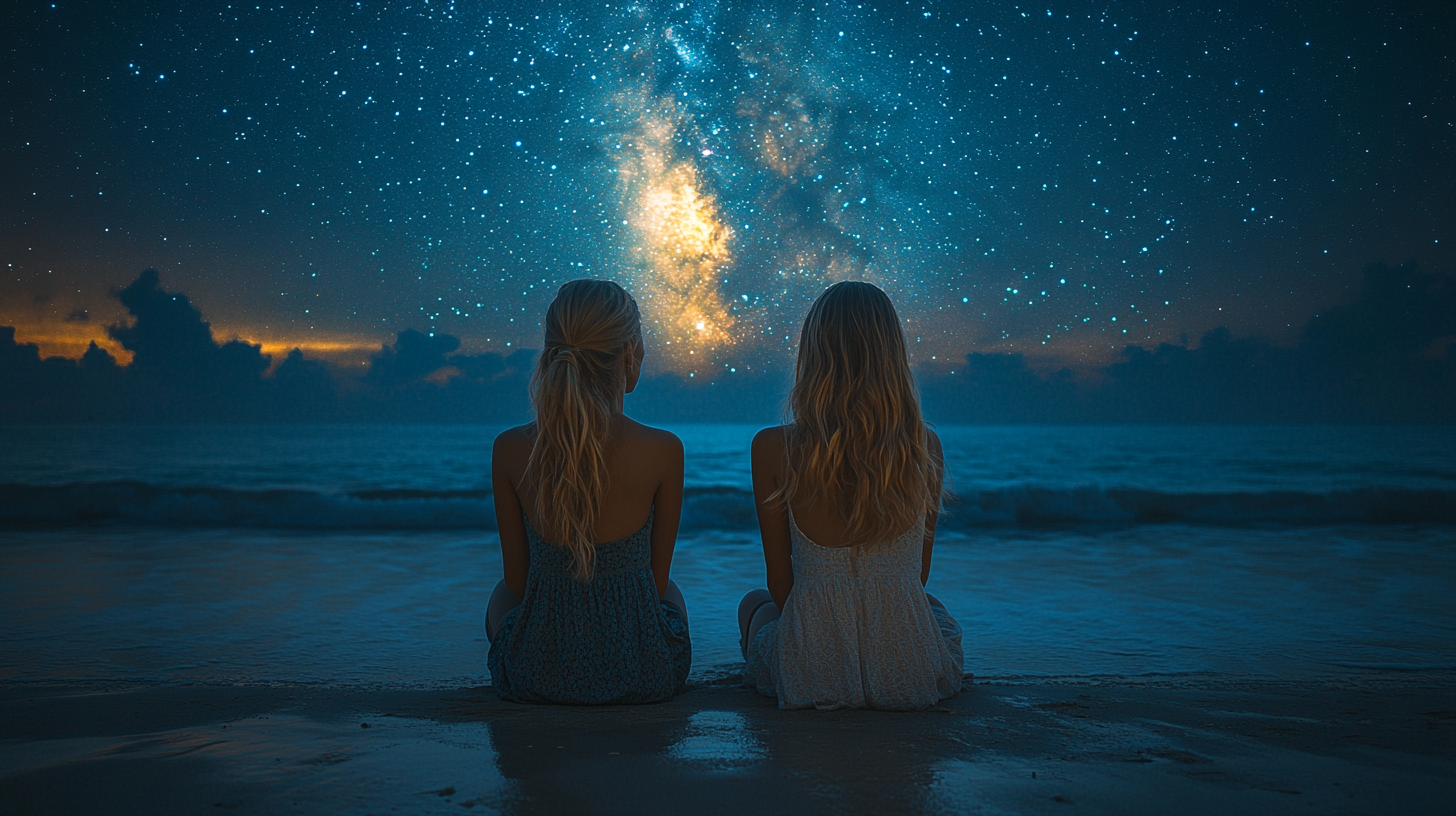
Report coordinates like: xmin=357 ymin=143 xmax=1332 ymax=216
xmin=631 ymin=370 xmax=790 ymax=425
xmin=366 ymin=329 xmax=461 ymax=388
xmin=1303 ymin=262 xmax=1456 ymax=358
xmin=64 ymin=309 xmax=90 ymax=323
xmin=80 ymin=341 xmax=119 ymax=371
xmin=0 ymin=271 xmax=531 ymax=422
xmin=0 ymin=327 xmax=118 ymax=422
xmin=919 ymin=353 xmax=1080 ymax=424
xmin=267 ymin=348 xmax=338 ymax=422
xmin=920 ymin=262 xmax=1456 ymax=424
xmin=0 ymin=327 xmax=41 ymax=372
xmin=108 ymin=268 xmax=271 ymax=386
xmin=90 ymin=269 xmax=271 ymax=419
xmin=1 ymin=264 xmax=1452 ymax=424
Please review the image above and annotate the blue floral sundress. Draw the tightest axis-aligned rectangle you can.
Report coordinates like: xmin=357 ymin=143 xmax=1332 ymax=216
xmin=488 ymin=510 xmax=691 ymax=704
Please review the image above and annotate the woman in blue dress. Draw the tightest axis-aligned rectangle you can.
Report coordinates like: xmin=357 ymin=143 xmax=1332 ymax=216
xmin=486 ymin=279 xmax=691 ymax=704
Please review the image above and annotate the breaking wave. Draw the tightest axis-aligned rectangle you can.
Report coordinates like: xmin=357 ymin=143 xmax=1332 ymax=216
xmin=1 ymin=481 xmax=1453 ymax=531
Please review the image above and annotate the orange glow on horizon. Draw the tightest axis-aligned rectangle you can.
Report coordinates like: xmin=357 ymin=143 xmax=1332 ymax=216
xmin=0 ymin=321 xmax=388 ymax=370
xmin=0 ymin=324 xmax=134 ymax=365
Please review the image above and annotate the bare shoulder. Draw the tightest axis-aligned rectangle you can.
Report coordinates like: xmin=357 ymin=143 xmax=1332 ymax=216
xmin=619 ymin=417 xmax=684 ymax=462
xmin=492 ymin=424 xmax=534 ymax=467
xmin=925 ymin=425 xmax=943 ymax=457
xmin=751 ymin=425 xmax=788 ymax=464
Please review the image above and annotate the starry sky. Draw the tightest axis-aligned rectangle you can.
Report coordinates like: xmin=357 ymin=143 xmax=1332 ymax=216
xmin=3 ymin=0 xmax=1452 ymax=379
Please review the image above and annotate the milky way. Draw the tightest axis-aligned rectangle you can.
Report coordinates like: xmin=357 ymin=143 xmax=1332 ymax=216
xmin=2 ymin=2 xmax=1452 ymax=376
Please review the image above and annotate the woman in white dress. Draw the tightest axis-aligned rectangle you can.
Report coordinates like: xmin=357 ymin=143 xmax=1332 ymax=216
xmin=740 ymin=281 xmax=964 ymax=710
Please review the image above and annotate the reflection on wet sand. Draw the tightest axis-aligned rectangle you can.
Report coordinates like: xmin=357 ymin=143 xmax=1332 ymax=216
xmin=480 ymin=691 xmax=949 ymax=814
xmin=666 ymin=710 xmax=766 ymax=768
xmin=483 ymin=695 xmax=812 ymax=813
xmin=3 ymin=681 xmax=1451 ymax=814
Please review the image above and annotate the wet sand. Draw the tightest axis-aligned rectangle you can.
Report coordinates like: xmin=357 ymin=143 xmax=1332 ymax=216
xmin=1 ymin=673 xmax=1451 ymax=815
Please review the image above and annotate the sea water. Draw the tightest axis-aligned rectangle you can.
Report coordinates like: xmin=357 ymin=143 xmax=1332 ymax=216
xmin=1 ymin=424 xmax=1453 ymax=687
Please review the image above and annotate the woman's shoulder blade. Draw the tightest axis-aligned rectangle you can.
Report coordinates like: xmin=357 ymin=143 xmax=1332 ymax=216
xmin=492 ymin=424 xmax=534 ymax=463
xmin=494 ymin=423 xmax=534 ymax=444
xmin=751 ymin=425 xmax=788 ymax=461
xmin=752 ymin=424 xmax=789 ymax=447
xmin=621 ymin=418 xmax=684 ymax=453
xmin=495 ymin=422 xmax=533 ymax=440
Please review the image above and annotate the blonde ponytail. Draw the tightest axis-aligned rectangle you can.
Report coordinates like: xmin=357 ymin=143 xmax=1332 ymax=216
xmin=525 ymin=280 xmax=642 ymax=581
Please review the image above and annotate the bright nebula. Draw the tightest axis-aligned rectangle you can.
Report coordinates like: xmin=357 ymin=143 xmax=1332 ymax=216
xmin=589 ymin=4 xmax=960 ymax=375
xmin=616 ymin=98 xmax=735 ymax=368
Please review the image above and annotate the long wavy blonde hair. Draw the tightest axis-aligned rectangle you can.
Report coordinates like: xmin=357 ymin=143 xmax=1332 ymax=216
xmin=525 ymin=279 xmax=642 ymax=581
xmin=774 ymin=281 xmax=941 ymax=545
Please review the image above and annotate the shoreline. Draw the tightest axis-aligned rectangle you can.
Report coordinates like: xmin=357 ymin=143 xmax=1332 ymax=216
xmin=2 ymin=672 xmax=1451 ymax=814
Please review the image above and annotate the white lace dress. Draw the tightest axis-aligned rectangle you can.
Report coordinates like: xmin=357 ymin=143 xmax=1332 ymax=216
xmin=744 ymin=510 xmax=965 ymax=710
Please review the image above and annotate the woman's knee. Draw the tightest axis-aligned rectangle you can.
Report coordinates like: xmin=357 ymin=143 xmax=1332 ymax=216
xmin=661 ymin=579 xmax=690 ymax=629
xmin=485 ymin=580 xmax=522 ymax=643
xmin=738 ymin=588 xmax=779 ymax=650
xmin=738 ymin=588 xmax=773 ymax=620
xmin=742 ymin=599 xmax=782 ymax=657
xmin=738 ymin=588 xmax=772 ymax=633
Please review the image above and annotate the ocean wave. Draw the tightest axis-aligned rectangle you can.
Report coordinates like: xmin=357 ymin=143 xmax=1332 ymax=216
xmin=1 ymin=481 xmax=1452 ymax=531
xmin=0 ymin=481 xmax=491 ymax=531
xmin=939 ymin=485 xmax=1456 ymax=527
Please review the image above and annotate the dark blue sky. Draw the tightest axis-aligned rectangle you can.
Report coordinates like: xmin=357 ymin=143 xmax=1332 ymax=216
xmin=2 ymin=0 xmax=1453 ymax=381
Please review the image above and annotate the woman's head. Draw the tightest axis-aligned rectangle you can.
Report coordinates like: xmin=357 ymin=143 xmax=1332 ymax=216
xmin=779 ymin=281 xmax=939 ymax=544
xmin=539 ymin=279 xmax=643 ymax=378
xmin=528 ymin=279 xmax=642 ymax=580
xmin=793 ymin=281 xmax=914 ymax=405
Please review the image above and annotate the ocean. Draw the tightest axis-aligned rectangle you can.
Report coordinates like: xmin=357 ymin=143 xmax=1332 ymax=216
xmin=2 ymin=424 xmax=1453 ymax=687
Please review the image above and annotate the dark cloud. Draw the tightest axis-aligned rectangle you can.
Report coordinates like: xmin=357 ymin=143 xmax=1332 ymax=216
xmin=1 ymin=264 xmax=1452 ymax=424
xmin=0 ymin=328 xmax=115 ymax=422
xmin=267 ymin=349 xmax=338 ymax=422
xmin=348 ymin=335 xmax=535 ymax=423
xmin=919 ymin=353 xmax=1080 ymax=424
xmin=632 ymin=371 xmax=791 ymax=425
xmin=1303 ymin=262 xmax=1456 ymax=359
xmin=921 ymin=263 xmax=1456 ymax=424
xmin=108 ymin=269 xmax=271 ymax=386
xmin=80 ymin=342 xmax=118 ymax=371
xmin=95 ymin=269 xmax=272 ymax=419
xmin=64 ymin=309 xmax=90 ymax=323
xmin=0 ymin=327 xmax=40 ymax=372
xmin=0 ymin=271 xmax=530 ymax=422
xmin=366 ymin=329 xmax=462 ymax=388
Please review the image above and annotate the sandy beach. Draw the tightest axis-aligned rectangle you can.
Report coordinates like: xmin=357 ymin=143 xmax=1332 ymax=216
xmin=2 ymin=672 xmax=1451 ymax=815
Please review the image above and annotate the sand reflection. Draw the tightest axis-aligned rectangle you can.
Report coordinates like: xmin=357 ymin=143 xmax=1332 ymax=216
xmin=666 ymin=710 xmax=766 ymax=768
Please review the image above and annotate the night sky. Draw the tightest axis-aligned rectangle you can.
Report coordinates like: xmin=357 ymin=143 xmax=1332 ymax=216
xmin=3 ymin=0 xmax=1453 ymax=380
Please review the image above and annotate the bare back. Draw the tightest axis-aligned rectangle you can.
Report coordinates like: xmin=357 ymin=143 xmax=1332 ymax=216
xmin=751 ymin=425 xmax=943 ymax=607
xmin=493 ymin=416 xmax=684 ymax=598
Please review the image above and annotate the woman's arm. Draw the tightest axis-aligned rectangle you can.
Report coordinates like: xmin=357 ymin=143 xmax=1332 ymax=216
xmin=648 ymin=431 xmax=685 ymax=598
xmin=921 ymin=427 xmax=944 ymax=586
xmin=492 ymin=428 xmax=532 ymax=599
xmin=752 ymin=426 xmax=795 ymax=608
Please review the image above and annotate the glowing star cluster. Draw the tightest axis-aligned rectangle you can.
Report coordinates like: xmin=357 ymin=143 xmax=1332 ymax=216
xmin=635 ymin=165 xmax=734 ymax=347
xmin=616 ymin=100 xmax=735 ymax=370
